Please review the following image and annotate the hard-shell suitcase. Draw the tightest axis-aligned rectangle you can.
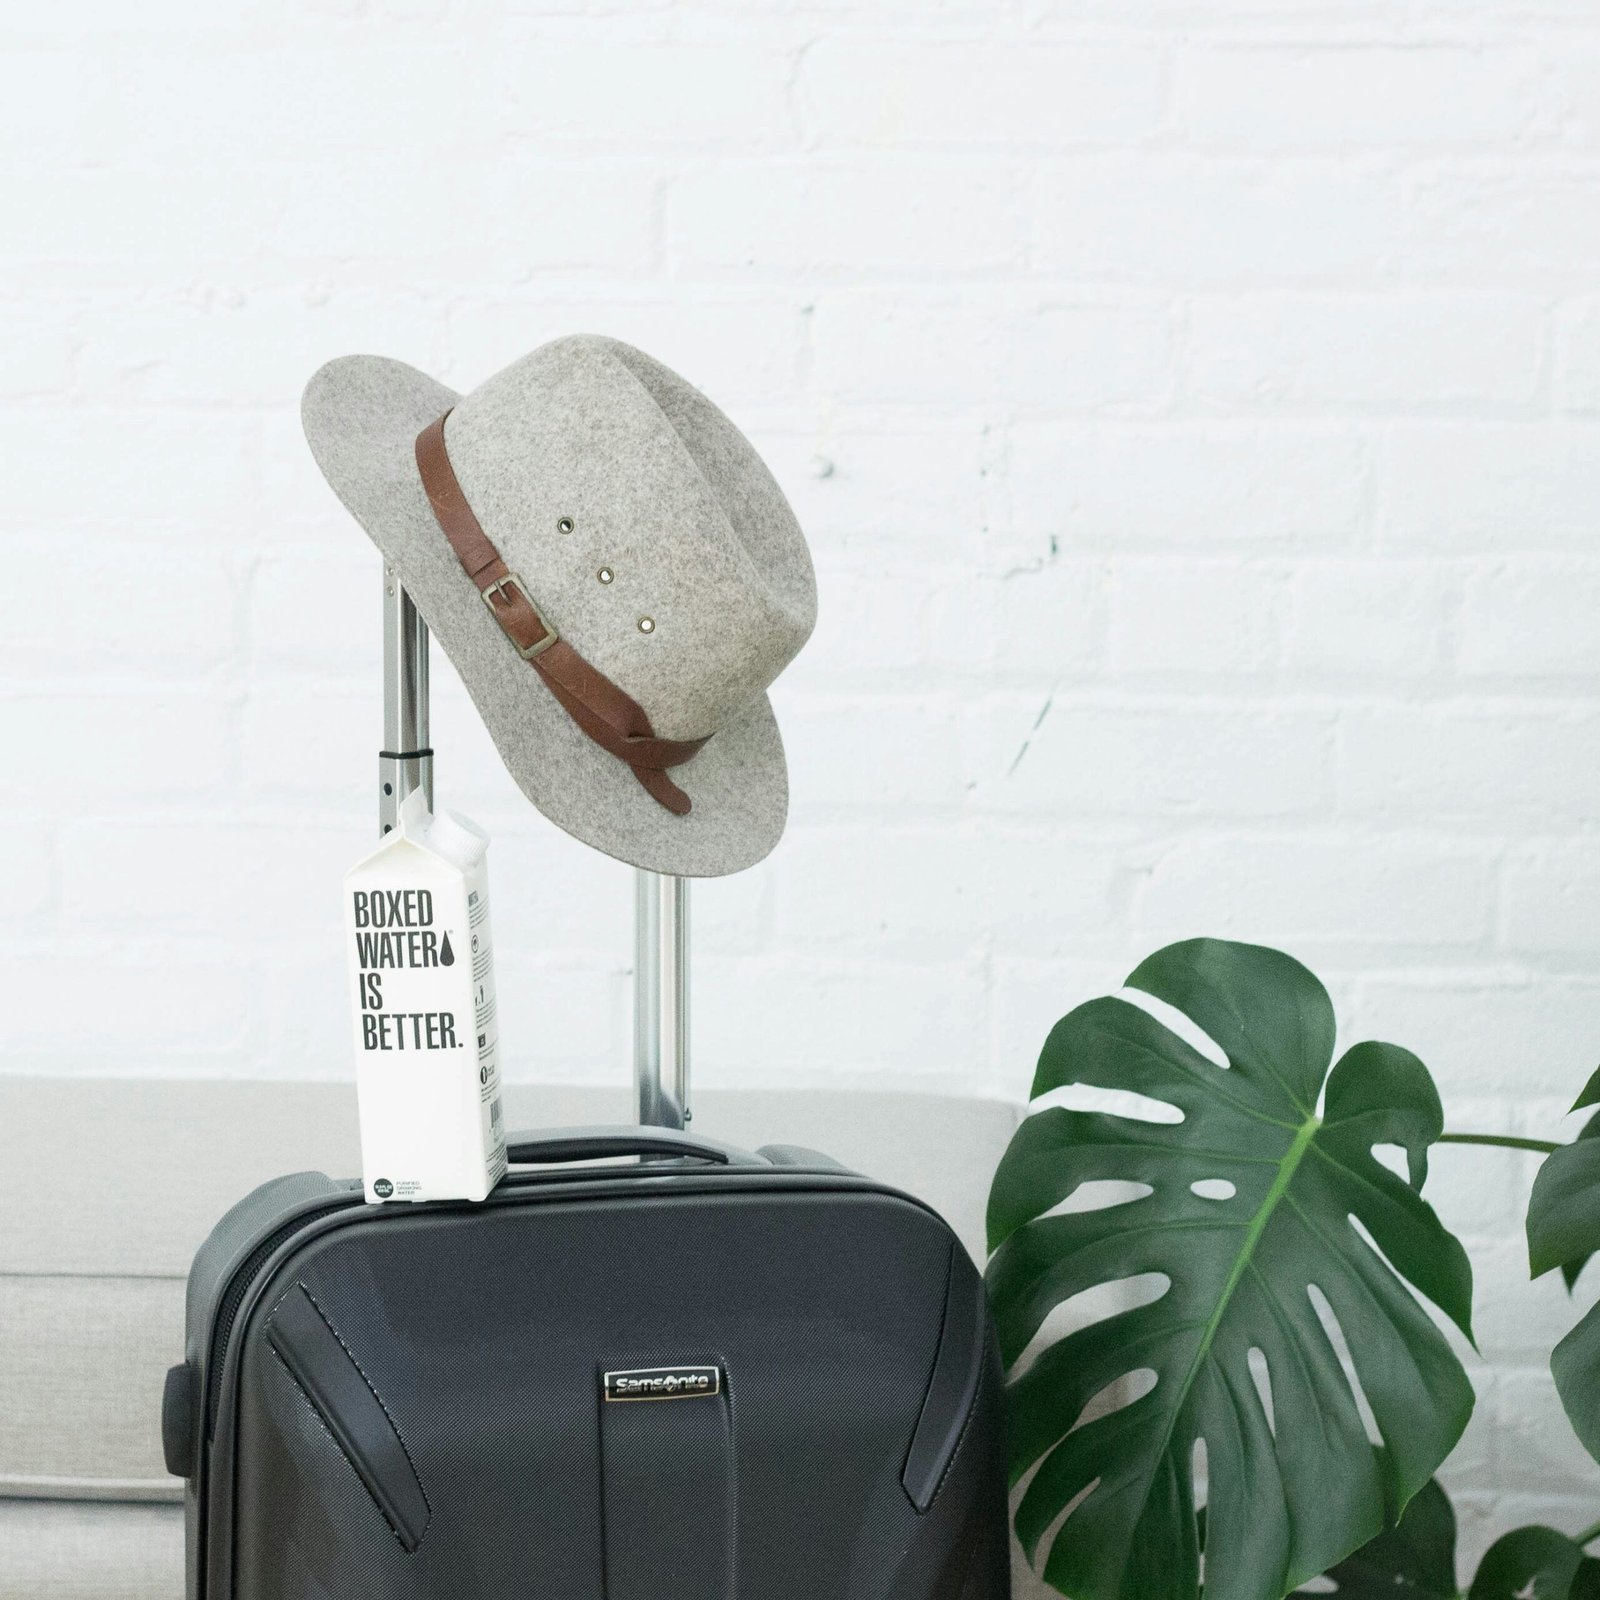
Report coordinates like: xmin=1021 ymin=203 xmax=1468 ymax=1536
xmin=161 ymin=579 xmax=1011 ymax=1599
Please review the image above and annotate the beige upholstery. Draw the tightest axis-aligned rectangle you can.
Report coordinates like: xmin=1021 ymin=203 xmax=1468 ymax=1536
xmin=0 ymin=1076 xmax=1046 ymax=1598
xmin=0 ymin=1500 xmax=183 ymax=1600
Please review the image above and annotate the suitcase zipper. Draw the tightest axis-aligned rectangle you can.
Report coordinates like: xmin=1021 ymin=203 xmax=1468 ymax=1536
xmin=205 ymin=1199 xmax=356 ymax=1433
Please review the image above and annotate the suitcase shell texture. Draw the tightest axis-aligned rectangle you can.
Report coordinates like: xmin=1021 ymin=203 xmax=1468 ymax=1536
xmin=166 ymin=1130 xmax=1011 ymax=1599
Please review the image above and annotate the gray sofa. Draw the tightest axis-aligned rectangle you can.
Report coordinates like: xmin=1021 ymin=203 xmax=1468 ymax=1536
xmin=0 ymin=1076 xmax=1046 ymax=1598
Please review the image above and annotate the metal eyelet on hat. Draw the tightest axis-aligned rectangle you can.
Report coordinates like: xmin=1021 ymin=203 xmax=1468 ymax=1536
xmin=638 ymin=617 xmax=655 ymax=634
xmin=557 ymin=516 xmax=575 ymax=535
xmin=598 ymin=567 xmax=614 ymax=585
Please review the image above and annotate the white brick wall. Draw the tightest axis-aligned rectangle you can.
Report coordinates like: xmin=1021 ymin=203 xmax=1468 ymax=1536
xmin=3 ymin=0 xmax=1598 ymax=1564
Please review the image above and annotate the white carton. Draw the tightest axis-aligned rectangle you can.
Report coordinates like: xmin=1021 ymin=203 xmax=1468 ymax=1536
xmin=344 ymin=788 xmax=507 ymax=1203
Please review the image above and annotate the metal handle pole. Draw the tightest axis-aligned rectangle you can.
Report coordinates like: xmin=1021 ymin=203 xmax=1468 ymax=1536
xmin=634 ymin=870 xmax=690 ymax=1128
xmin=380 ymin=566 xmax=433 ymax=835
xmin=381 ymin=561 xmax=688 ymax=1122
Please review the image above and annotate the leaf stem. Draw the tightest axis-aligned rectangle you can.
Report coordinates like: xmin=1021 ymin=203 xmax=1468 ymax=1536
xmin=1436 ymin=1132 xmax=1561 ymax=1155
xmin=1578 ymin=1517 xmax=1600 ymax=1549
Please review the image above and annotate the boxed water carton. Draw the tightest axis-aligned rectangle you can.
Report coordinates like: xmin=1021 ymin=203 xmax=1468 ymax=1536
xmin=344 ymin=788 xmax=507 ymax=1203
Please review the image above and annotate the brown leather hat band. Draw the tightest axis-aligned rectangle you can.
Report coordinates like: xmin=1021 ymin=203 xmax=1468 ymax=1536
xmin=414 ymin=413 xmax=707 ymax=817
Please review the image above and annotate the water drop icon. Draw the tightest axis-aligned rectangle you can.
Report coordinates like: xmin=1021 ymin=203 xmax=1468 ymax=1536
xmin=440 ymin=932 xmax=455 ymax=967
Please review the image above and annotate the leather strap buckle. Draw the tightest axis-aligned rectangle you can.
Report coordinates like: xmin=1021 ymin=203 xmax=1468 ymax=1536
xmin=417 ymin=410 xmax=701 ymax=816
xmin=482 ymin=571 xmax=559 ymax=660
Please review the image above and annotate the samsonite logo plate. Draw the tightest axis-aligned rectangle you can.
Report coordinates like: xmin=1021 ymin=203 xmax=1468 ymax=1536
xmin=603 ymin=1365 xmax=721 ymax=1402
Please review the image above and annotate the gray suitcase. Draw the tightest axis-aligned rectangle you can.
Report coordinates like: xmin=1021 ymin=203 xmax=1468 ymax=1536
xmin=160 ymin=578 xmax=1010 ymax=1598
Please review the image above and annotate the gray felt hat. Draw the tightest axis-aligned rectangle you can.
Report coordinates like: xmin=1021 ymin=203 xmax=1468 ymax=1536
xmin=301 ymin=335 xmax=817 ymax=877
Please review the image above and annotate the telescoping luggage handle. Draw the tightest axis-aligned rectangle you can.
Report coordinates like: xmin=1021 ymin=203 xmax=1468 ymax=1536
xmin=380 ymin=568 xmax=692 ymax=1132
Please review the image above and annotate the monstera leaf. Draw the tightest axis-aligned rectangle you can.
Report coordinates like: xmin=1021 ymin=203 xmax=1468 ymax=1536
xmin=1291 ymin=1469 xmax=1457 ymax=1599
xmin=987 ymin=939 xmax=1475 ymax=1600
xmin=1469 ymin=1529 xmax=1600 ymax=1600
xmin=1527 ymin=1066 xmax=1600 ymax=1466
xmin=1295 ymin=1473 xmax=1600 ymax=1600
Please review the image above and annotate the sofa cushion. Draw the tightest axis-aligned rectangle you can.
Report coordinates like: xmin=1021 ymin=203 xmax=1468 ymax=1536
xmin=0 ymin=1275 xmax=184 ymax=1501
xmin=0 ymin=1499 xmax=183 ymax=1600
xmin=0 ymin=1076 xmax=1018 ymax=1502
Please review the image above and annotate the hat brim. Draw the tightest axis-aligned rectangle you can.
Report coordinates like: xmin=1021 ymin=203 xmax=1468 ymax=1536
xmin=302 ymin=353 xmax=790 ymax=878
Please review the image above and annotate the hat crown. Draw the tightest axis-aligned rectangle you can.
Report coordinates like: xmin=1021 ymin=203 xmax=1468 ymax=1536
xmin=444 ymin=335 xmax=816 ymax=742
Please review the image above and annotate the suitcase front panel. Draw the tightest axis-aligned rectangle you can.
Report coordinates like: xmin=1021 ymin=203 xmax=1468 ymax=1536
xmin=219 ymin=1183 xmax=1008 ymax=1600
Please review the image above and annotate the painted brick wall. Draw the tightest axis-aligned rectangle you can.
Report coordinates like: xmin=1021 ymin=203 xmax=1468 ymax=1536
xmin=3 ymin=0 xmax=1598 ymax=1565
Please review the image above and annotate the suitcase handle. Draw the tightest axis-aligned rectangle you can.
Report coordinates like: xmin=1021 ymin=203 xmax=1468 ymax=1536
xmin=382 ymin=569 xmax=692 ymax=1133
xmin=502 ymin=1125 xmax=762 ymax=1169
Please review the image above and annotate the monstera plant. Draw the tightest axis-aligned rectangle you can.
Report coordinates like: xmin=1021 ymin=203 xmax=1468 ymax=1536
xmin=987 ymin=938 xmax=1600 ymax=1600
xmin=1290 ymin=1471 xmax=1600 ymax=1600
xmin=1529 ymin=1066 xmax=1600 ymax=1469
